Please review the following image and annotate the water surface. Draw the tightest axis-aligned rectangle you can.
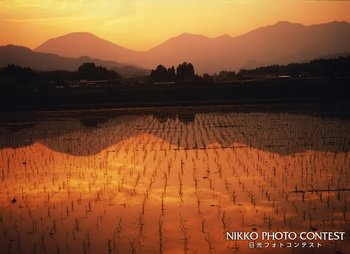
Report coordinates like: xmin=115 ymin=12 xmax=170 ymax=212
xmin=0 ymin=107 xmax=349 ymax=254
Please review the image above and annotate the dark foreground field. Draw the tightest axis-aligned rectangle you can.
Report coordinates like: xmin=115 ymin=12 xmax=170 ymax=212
xmin=1 ymin=78 xmax=349 ymax=112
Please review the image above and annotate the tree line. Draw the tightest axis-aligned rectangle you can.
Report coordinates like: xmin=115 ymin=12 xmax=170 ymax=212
xmin=149 ymin=56 xmax=350 ymax=83
xmin=0 ymin=63 xmax=121 ymax=83
xmin=1 ymin=56 xmax=349 ymax=88
xmin=237 ymin=56 xmax=350 ymax=78
xmin=150 ymin=62 xmax=198 ymax=82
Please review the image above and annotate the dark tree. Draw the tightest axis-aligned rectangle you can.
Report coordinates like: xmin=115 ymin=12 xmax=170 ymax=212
xmin=150 ymin=65 xmax=177 ymax=82
xmin=218 ymin=70 xmax=236 ymax=81
xmin=2 ymin=64 xmax=37 ymax=82
xmin=202 ymin=73 xmax=213 ymax=82
xmin=150 ymin=65 xmax=169 ymax=81
xmin=77 ymin=63 xmax=121 ymax=80
xmin=176 ymin=62 xmax=195 ymax=82
xmin=168 ymin=66 xmax=176 ymax=81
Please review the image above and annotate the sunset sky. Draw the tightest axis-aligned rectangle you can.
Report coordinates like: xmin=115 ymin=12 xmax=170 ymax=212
xmin=1 ymin=0 xmax=350 ymax=51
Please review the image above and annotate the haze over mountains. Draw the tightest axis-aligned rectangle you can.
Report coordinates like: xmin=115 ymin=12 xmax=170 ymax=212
xmin=0 ymin=45 xmax=149 ymax=77
xmin=2 ymin=21 xmax=350 ymax=74
xmin=36 ymin=32 xmax=140 ymax=65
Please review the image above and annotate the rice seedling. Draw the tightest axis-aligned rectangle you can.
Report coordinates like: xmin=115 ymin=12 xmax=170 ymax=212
xmin=0 ymin=110 xmax=349 ymax=253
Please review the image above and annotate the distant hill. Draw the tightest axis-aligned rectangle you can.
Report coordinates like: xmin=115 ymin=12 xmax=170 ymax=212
xmin=0 ymin=45 xmax=149 ymax=77
xmin=35 ymin=32 xmax=142 ymax=64
xmin=31 ymin=21 xmax=350 ymax=74
xmin=237 ymin=55 xmax=350 ymax=78
xmin=144 ymin=21 xmax=350 ymax=73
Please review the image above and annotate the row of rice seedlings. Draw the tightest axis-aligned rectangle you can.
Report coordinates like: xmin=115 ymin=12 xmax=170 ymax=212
xmin=1 ymin=112 xmax=350 ymax=253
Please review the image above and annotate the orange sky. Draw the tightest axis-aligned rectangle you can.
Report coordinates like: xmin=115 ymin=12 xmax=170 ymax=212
xmin=1 ymin=0 xmax=350 ymax=51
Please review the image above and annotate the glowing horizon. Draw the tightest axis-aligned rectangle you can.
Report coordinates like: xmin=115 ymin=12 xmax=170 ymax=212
xmin=1 ymin=0 xmax=350 ymax=51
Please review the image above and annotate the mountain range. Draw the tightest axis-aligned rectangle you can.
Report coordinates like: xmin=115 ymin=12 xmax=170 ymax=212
xmin=0 ymin=45 xmax=149 ymax=77
xmin=2 ymin=21 xmax=350 ymax=74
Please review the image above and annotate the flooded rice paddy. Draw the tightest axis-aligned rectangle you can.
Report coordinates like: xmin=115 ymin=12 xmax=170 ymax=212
xmin=0 ymin=107 xmax=349 ymax=254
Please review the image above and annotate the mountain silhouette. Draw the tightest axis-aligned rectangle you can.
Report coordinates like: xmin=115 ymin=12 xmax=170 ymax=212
xmin=36 ymin=32 xmax=142 ymax=64
xmin=232 ymin=21 xmax=350 ymax=68
xmin=146 ymin=21 xmax=350 ymax=73
xmin=34 ymin=21 xmax=350 ymax=74
xmin=0 ymin=45 xmax=149 ymax=77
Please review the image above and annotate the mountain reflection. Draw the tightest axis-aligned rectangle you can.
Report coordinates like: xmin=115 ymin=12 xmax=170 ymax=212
xmin=0 ymin=109 xmax=349 ymax=156
xmin=0 ymin=122 xmax=349 ymax=253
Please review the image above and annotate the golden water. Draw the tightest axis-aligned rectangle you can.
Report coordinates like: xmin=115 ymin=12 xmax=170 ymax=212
xmin=0 ymin=110 xmax=349 ymax=253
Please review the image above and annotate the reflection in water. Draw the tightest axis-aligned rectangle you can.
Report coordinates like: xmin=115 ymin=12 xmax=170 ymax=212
xmin=1 ymin=111 xmax=350 ymax=156
xmin=0 ymin=110 xmax=349 ymax=254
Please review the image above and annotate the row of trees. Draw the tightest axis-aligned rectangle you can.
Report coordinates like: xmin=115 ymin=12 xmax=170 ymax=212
xmin=77 ymin=63 xmax=120 ymax=80
xmin=237 ymin=56 xmax=350 ymax=78
xmin=150 ymin=62 xmax=196 ymax=82
xmin=0 ymin=63 xmax=121 ymax=83
xmin=150 ymin=56 xmax=350 ymax=83
xmin=203 ymin=71 xmax=236 ymax=82
xmin=2 ymin=56 xmax=349 ymax=88
xmin=1 ymin=65 xmax=37 ymax=82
